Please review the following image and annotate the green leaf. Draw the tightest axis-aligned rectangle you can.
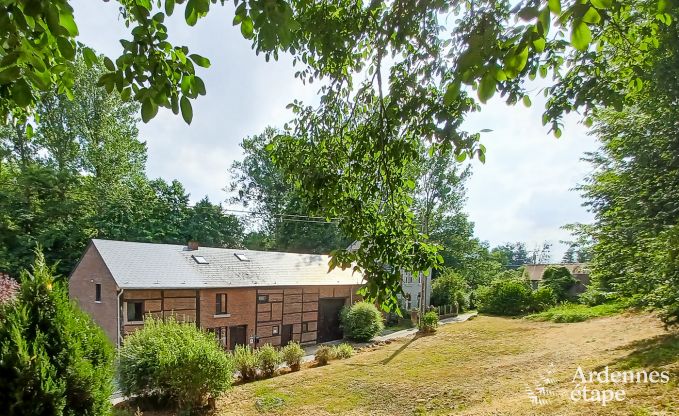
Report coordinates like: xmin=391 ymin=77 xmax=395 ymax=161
xmin=189 ymin=54 xmax=211 ymax=68
xmin=165 ymin=0 xmax=175 ymax=15
xmin=522 ymin=95 xmax=532 ymax=107
xmin=103 ymin=57 xmax=115 ymax=71
xmin=532 ymin=36 xmax=546 ymax=52
xmin=180 ymin=96 xmax=193 ymax=124
xmin=591 ymin=0 xmax=613 ymax=9
xmin=185 ymin=1 xmax=198 ymax=26
xmin=83 ymin=48 xmax=98 ymax=67
xmin=582 ymin=7 xmax=601 ymax=24
xmin=478 ymin=72 xmax=496 ymax=103
xmin=548 ymin=0 xmax=561 ymax=14
xmin=193 ymin=76 xmax=206 ymax=96
xmin=240 ymin=16 xmax=254 ymax=39
xmin=570 ymin=20 xmax=592 ymax=51
xmin=443 ymin=81 xmax=460 ymax=105
xmin=554 ymin=128 xmax=562 ymax=138
xmin=0 ymin=66 xmax=21 ymax=84
xmin=11 ymin=79 xmax=33 ymax=107
xmin=141 ymin=98 xmax=158 ymax=123
xmin=518 ymin=7 xmax=539 ymax=21
xmin=56 ymin=37 xmax=75 ymax=60
xmin=59 ymin=10 xmax=78 ymax=36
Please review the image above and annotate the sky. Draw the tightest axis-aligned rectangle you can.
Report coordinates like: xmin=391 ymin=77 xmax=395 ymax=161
xmin=72 ymin=1 xmax=599 ymax=260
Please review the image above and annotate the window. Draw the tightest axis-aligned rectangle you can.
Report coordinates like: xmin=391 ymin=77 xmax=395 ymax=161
xmin=216 ymin=293 xmax=227 ymax=315
xmin=257 ymin=294 xmax=269 ymax=304
xmin=192 ymin=255 xmax=209 ymax=264
xmin=126 ymin=301 xmax=143 ymax=322
xmin=272 ymin=325 xmax=279 ymax=335
xmin=95 ymin=283 xmax=101 ymax=302
xmin=234 ymin=253 xmax=249 ymax=261
xmin=302 ymin=322 xmax=309 ymax=333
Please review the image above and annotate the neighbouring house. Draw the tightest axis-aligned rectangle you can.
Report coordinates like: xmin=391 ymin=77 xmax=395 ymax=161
xmin=523 ymin=263 xmax=591 ymax=295
xmin=69 ymin=239 xmax=363 ymax=349
xmin=346 ymin=240 xmax=432 ymax=310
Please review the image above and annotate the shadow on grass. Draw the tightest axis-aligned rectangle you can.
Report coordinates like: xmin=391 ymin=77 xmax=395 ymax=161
xmin=380 ymin=334 xmax=421 ymax=365
xmin=601 ymin=333 xmax=679 ymax=371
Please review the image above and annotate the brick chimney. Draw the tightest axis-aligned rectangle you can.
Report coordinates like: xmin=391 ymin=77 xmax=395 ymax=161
xmin=187 ymin=240 xmax=199 ymax=251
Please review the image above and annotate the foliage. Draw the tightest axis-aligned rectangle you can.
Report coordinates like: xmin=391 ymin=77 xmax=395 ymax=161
xmin=0 ymin=274 xmax=18 ymax=304
xmin=579 ymin=288 xmax=615 ymax=307
xmin=431 ymin=269 xmax=469 ymax=308
xmin=280 ymin=342 xmax=304 ymax=371
xmin=117 ymin=317 xmax=233 ymax=412
xmin=314 ymin=345 xmax=333 ymax=366
xmin=541 ymin=266 xmax=577 ymax=302
xmin=419 ymin=310 xmax=439 ymax=333
xmin=0 ymin=55 xmax=243 ymax=277
xmin=0 ymin=250 xmax=114 ymax=416
xmin=233 ymin=345 xmax=259 ymax=382
xmin=579 ymin=7 xmax=679 ymax=326
xmin=531 ymin=287 xmax=558 ymax=312
xmin=340 ymin=302 xmax=384 ymax=342
xmin=228 ymin=128 xmax=350 ymax=253
xmin=258 ymin=343 xmax=282 ymax=378
xmin=475 ymin=279 xmax=534 ymax=316
xmin=332 ymin=343 xmax=354 ymax=360
xmin=525 ymin=302 xmax=626 ymax=323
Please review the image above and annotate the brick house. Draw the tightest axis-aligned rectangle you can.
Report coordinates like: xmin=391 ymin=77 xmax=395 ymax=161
xmin=69 ymin=239 xmax=363 ymax=349
xmin=523 ymin=263 xmax=590 ymax=295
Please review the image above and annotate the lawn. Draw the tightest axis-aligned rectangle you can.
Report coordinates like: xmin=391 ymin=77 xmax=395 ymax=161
xmin=525 ymin=302 xmax=627 ymax=323
xmin=133 ymin=312 xmax=679 ymax=415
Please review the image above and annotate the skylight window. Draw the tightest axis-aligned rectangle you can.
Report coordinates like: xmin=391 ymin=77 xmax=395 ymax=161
xmin=192 ymin=255 xmax=209 ymax=264
xmin=234 ymin=253 xmax=249 ymax=261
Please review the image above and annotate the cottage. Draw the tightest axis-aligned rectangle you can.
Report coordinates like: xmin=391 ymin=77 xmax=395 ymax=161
xmin=69 ymin=239 xmax=363 ymax=349
xmin=523 ymin=263 xmax=590 ymax=295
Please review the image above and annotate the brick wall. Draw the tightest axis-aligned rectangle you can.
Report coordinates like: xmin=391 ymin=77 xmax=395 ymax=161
xmin=122 ymin=289 xmax=199 ymax=335
xmin=199 ymin=287 xmax=257 ymax=348
xmin=69 ymin=244 xmax=119 ymax=345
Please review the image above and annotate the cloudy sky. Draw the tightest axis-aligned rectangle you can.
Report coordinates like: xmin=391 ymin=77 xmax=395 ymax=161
xmin=73 ymin=1 xmax=599 ymax=260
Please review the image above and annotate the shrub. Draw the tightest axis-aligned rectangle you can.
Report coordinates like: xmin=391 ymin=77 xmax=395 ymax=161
xmin=340 ymin=301 xmax=384 ymax=342
xmin=314 ymin=345 xmax=333 ymax=365
xmin=531 ymin=286 xmax=558 ymax=312
xmin=233 ymin=345 xmax=259 ymax=381
xmin=431 ymin=269 xmax=469 ymax=307
xmin=281 ymin=342 xmax=305 ymax=371
xmin=0 ymin=274 xmax=19 ymax=304
xmin=419 ymin=310 xmax=439 ymax=333
xmin=579 ymin=288 xmax=615 ymax=306
xmin=454 ymin=290 xmax=469 ymax=312
xmin=541 ymin=266 xmax=578 ymax=302
xmin=258 ymin=343 xmax=282 ymax=377
xmin=118 ymin=317 xmax=233 ymax=412
xmin=475 ymin=279 xmax=534 ymax=316
xmin=333 ymin=343 xmax=354 ymax=359
xmin=526 ymin=302 xmax=626 ymax=323
xmin=0 ymin=251 xmax=114 ymax=416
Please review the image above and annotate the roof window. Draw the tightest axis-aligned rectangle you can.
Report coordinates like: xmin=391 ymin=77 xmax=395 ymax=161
xmin=192 ymin=255 xmax=209 ymax=264
xmin=234 ymin=253 xmax=249 ymax=261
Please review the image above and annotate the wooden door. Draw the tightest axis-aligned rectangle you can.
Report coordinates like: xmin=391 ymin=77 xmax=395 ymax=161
xmin=229 ymin=325 xmax=247 ymax=350
xmin=317 ymin=298 xmax=346 ymax=342
xmin=281 ymin=324 xmax=293 ymax=346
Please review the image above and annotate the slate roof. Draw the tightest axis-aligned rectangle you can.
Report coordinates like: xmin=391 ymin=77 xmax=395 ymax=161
xmin=523 ymin=263 xmax=589 ymax=281
xmin=91 ymin=239 xmax=363 ymax=289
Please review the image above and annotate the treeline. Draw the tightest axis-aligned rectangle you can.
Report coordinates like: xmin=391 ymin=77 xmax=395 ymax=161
xmin=0 ymin=57 xmax=242 ymax=278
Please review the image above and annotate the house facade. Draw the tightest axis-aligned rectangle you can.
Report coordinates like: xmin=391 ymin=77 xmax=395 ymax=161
xmin=69 ymin=239 xmax=363 ymax=348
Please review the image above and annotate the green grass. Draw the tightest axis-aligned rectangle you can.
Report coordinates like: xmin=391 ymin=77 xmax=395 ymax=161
xmin=525 ymin=301 xmax=626 ymax=323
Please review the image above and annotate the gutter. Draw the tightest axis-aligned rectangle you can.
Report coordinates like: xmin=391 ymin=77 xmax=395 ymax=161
xmin=117 ymin=288 xmax=124 ymax=348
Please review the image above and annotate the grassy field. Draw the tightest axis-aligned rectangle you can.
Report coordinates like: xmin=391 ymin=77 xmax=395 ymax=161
xmin=130 ymin=312 xmax=679 ymax=415
xmin=525 ymin=302 xmax=627 ymax=323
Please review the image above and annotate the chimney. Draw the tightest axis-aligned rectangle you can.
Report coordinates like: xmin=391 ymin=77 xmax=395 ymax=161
xmin=187 ymin=240 xmax=199 ymax=251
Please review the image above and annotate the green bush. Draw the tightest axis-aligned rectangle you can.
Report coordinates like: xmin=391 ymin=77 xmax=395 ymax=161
xmin=431 ymin=269 xmax=469 ymax=307
xmin=531 ymin=286 xmax=558 ymax=312
xmin=579 ymin=288 xmax=615 ymax=306
xmin=258 ymin=343 xmax=282 ymax=377
xmin=118 ymin=317 xmax=233 ymax=412
xmin=340 ymin=301 xmax=384 ymax=342
xmin=233 ymin=345 xmax=259 ymax=381
xmin=0 ymin=251 xmax=114 ymax=416
xmin=332 ymin=343 xmax=354 ymax=359
xmin=454 ymin=290 xmax=469 ymax=312
xmin=526 ymin=302 xmax=626 ymax=323
xmin=419 ymin=310 xmax=439 ymax=333
xmin=475 ymin=279 xmax=534 ymax=316
xmin=281 ymin=342 xmax=305 ymax=371
xmin=314 ymin=345 xmax=333 ymax=366
xmin=541 ymin=266 xmax=578 ymax=302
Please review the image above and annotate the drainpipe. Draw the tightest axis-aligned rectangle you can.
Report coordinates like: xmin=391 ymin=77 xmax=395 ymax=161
xmin=117 ymin=288 xmax=124 ymax=348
